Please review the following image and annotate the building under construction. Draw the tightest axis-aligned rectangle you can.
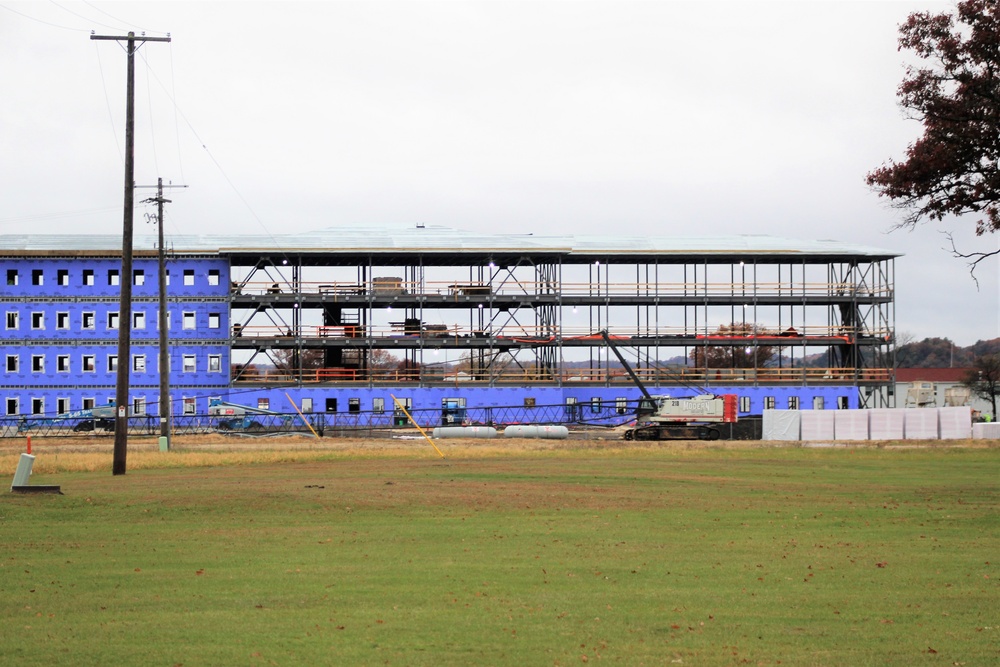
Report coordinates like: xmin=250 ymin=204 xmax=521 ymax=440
xmin=0 ymin=224 xmax=898 ymax=425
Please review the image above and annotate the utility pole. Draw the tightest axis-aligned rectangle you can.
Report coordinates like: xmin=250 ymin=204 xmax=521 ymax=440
xmin=139 ymin=178 xmax=187 ymax=450
xmin=91 ymin=31 xmax=171 ymax=475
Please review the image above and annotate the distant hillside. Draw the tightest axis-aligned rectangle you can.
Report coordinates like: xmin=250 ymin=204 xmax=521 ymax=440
xmin=896 ymin=337 xmax=1000 ymax=368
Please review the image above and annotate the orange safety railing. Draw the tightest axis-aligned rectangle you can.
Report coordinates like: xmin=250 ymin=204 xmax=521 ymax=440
xmin=231 ymin=366 xmax=890 ymax=385
xmin=232 ymin=280 xmax=892 ymax=299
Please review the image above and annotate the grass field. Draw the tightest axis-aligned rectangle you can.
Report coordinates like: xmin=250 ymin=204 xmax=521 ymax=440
xmin=1 ymin=439 xmax=998 ymax=665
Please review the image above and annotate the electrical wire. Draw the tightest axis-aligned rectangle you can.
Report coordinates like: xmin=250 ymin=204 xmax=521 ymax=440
xmin=143 ymin=51 xmax=160 ymax=176
xmin=93 ymin=41 xmax=124 ymax=165
xmin=135 ymin=48 xmax=292 ymax=266
xmin=80 ymin=0 xmax=166 ymax=35
xmin=0 ymin=2 xmax=90 ymax=31
xmin=48 ymin=0 xmax=123 ymax=32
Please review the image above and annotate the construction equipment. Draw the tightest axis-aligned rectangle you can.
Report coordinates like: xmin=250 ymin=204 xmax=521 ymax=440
xmin=16 ymin=402 xmax=119 ymax=433
xmin=600 ymin=330 xmax=738 ymax=440
xmin=207 ymin=398 xmax=295 ymax=432
xmin=904 ymin=381 xmax=937 ymax=408
xmin=440 ymin=397 xmax=468 ymax=425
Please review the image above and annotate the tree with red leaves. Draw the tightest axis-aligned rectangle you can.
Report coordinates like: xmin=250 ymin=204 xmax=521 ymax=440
xmin=867 ymin=0 xmax=1000 ymax=274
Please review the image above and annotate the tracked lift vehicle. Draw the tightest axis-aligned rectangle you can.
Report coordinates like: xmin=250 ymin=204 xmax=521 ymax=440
xmin=600 ymin=331 xmax=738 ymax=440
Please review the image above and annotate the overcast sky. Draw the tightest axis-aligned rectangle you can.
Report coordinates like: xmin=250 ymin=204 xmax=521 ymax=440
xmin=1 ymin=1 xmax=998 ymax=346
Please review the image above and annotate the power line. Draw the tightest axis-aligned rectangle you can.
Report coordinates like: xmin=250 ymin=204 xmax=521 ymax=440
xmin=48 ymin=0 xmax=123 ymax=32
xmin=93 ymin=41 xmax=124 ymax=164
xmin=0 ymin=2 xmax=89 ymax=31
xmin=80 ymin=0 xmax=165 ymax=35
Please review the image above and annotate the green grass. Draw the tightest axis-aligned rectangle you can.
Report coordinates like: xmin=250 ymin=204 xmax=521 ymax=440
xmin=2 ymin=447 xmax=998 ymax=665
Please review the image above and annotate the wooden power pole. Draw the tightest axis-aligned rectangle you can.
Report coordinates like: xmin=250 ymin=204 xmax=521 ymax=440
xmin=138 ymin=179 xmax=187 ymax=450
xmin=91 ymin=31 xmax=171 ymax=475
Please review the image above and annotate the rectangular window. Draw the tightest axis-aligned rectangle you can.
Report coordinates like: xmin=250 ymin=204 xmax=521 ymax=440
xmin=107 ymin=355 xmax=118 ymax=373
xmin=257 ymin=398 xmax=269 ymax=411
xmin=6 ymin=269 xmax=17 ymax=286
xmin=58 ymin=269 xmax=69 ymax=286
xmin=82 ymin=312 xmax=95 ymax=330
xmin=108 ymin=312 xmax=119 ymax=330
xmin=184 ymin=270 xmax=195 ymax=286
xmin=83 ymin=269 xmax=94 ymax=286
xmin=82 ymin=397 xmax=95 ymax=411
xmin=133 ymin=312 xmax=145 ymax=330
xmin=5 ymin=312 xmax=18 ymax=329
xmin=208 ymin=269 xmax=220 ymax=286
xmin=301 ymin=397 xmax=313 ymax=413
xmin=56 ymin=312 xmax=69 ymax=329
xmin=31 ymin=398 xmax=44 ymax=415
xmin=837 ymin=396 xmax=849 ymax=409
xmin=326 ymin=398 xmax=337 ymax=413
xmin=6 ymin=355 xmax=18 ymax=373
xmin=82 ymin=355 xmax=95 ymax=372
xmin=788 ymin=396 xmax=800 ymax=410
xmin=165 ymin=270 xmax=170 ymax=286
xmin=813 ymin=396 xmax=825 ymax=410
xmin=183 ymin=312 xmax=196 ymax=329
xmin=348 ymin=397 xmax=361 ymax=413
xmin=208 ymin=355 xmax=221 ymax=373
xmin=133 ymin=355 xmax=146 ymax=372
xmin=615 ymin=397 xmax=628 ymax=415
xmin=208 ymin=313 xmax=221 ymax=329
xmin=524 ymin=397 xmax=536 ymax=408
xmin=372 ymin=397 xmax=384 ymax=413
xmin=108 ymin=269 xmax=120 ymax=286
xmin=6 ymin=398 xmax=18 ymax=415
xmin=133 ymin=397 xmax=146 ymax=416
xmin=182 ymin=355 xmax=196 ymax=373
xmin=183 ymin=397 xmax=196 ymax=415
xmin=133 ymin=270 xmax=145 ymax=286
xmin=739 ymin=396 xmax=751 ymax=413
xmin=31 ymin=269 xmax=43 ymax=286
xmin=764 ymin=396 xmax=776 ymax=410
xmin=57 ymin=398 xmax=70 ymax=414
xmin=31 ymin=355 xmax=44 ymax=372
xmin=31 ymin=312 xmax=44 ymax=329
xmin=57 ymin=355 xmax=70 ymax=373
xmin=590 ymin=397 xmax=601 ymax=414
